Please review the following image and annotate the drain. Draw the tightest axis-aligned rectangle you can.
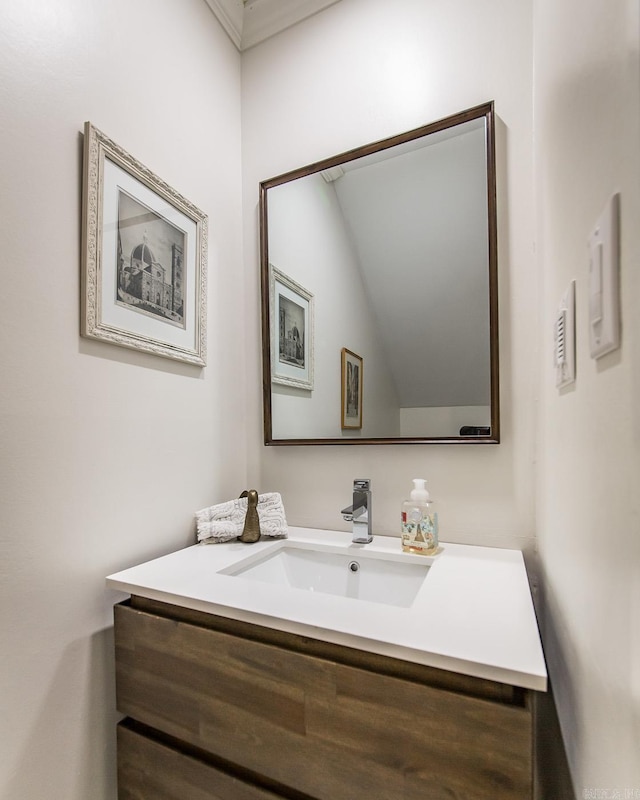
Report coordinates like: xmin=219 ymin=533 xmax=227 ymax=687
xmin=348 ymin=560 xmax=360 ymax=573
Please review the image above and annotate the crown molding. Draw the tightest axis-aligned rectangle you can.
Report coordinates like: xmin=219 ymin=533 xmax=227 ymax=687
xmin=204 ymin=0 xmax=341 ymax=51
xmin=203 ymin=0 xmax=244 ymax=50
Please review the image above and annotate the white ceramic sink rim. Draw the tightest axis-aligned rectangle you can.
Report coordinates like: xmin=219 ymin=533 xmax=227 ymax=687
xmin=219 ymin=539 xmax=430 ymax=608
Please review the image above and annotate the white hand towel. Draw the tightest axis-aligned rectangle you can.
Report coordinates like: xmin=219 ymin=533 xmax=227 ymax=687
xmin=195 ymin=492 xmax=288 ymax=544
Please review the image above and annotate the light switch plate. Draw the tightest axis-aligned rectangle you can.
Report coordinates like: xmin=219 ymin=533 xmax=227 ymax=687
xmin=555 ymin=279 xmax=576 ymax=388
xmin=588 ymin=193 xmax=620 ymax=359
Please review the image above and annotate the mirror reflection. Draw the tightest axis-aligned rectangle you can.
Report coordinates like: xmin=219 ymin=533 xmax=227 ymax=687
xmin=260 ymin=102 xmax=499 ymax=445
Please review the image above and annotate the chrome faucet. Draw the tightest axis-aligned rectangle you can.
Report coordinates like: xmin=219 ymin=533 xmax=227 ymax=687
xmin=341 ymin=478 xmax=373 ymax=544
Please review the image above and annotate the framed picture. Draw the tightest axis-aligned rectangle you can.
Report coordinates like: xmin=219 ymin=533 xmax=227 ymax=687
xmin=81 ymin=122 xmax=208 ymax=366
xmin=270 ymin=265 xmax=314 ymax=390
xmin=341 ymin=348 xmax=363 ymax=429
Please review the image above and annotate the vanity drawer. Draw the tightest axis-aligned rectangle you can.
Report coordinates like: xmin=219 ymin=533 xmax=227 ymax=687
xmin=117 ymin=721 xmax=285 ymax=800
xmin=115 ymin=599 xmax=532 ymax=800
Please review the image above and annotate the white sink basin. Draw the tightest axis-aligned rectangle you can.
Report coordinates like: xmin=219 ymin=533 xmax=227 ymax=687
xmin=221 ymin=541 xmax=430 ymax=608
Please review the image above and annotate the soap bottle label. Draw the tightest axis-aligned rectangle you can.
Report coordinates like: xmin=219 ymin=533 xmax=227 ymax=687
xmin=401 ymin=508 xmax=438 ymax=554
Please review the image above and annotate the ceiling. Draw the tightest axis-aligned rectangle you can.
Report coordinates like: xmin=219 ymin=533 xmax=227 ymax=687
xmin=204 ymin=0 xmax=342 ymax=50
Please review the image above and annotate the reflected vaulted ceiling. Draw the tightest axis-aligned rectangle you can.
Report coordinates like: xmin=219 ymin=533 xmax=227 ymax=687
xmin=204 ymin=0 xmax=342 ymax=50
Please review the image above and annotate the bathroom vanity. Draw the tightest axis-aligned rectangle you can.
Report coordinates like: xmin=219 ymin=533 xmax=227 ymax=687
xmin=107 ymin=528 xmax=546 ymax=799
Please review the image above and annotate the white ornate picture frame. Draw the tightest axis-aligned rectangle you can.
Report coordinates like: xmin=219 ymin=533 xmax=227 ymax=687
xmin=81 ymin=122 xmax=207 ymax=366
xmin=270 ymin=265 xmax=314 ymax=390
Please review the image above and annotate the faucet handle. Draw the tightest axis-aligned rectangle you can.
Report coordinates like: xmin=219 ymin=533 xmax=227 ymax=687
xmin=354 ymin=478 xmax=371 ymax=491
xmin=341 ymin=505 xmax=354 ymax=522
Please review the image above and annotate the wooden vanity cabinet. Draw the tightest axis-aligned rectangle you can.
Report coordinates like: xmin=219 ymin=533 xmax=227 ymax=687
xmin=114 ymin=597 xmax=535 ymax=800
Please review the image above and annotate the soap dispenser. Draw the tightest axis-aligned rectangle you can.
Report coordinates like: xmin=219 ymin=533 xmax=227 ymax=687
xmin=401 ymin=479 xmax=439 ymax=555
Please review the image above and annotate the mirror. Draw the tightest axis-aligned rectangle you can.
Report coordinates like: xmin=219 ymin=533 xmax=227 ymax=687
xmin=260 ymin=102 xmax=499 ymax=445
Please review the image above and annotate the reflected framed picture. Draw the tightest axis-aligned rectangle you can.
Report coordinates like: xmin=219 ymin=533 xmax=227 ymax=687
xmin=81 ymin=122 xmax=208 ymax=366
xmin=341 ymin=348 xmax=363 ymax=429
xmin=270 ymin=265 xmax=314 ymax=390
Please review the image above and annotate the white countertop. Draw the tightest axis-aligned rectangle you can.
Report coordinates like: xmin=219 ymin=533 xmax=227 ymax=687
xmin=106 ymin=527 xmax=547 ymax=691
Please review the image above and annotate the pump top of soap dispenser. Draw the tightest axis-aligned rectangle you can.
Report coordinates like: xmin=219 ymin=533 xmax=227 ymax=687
xmin=410 ymin=479 xmax=430 ymax=503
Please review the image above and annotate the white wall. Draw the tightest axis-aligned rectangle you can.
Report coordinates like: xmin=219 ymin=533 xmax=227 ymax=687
xmin=534 ymin=0 xmax=640 ymax=794
xmin=242 ymin=0 xmax=537 ymax=545
xmin=0 ymin=2 xmax=243 ymax=798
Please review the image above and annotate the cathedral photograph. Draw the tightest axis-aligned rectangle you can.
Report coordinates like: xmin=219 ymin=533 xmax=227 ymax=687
xmin=116 ymin=189 xmax=186 ymax=328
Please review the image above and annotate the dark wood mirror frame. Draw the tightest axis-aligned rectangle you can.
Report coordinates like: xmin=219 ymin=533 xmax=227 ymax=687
xmin=260 ymin=102 xmax=499 ymax=446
